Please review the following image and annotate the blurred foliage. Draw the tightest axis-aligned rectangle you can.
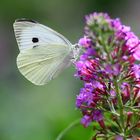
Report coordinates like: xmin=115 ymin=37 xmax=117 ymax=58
xmin=0 ymin=0 xmax=140 ymax=140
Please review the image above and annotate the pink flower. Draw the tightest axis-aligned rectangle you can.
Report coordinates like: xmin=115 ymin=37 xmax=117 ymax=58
xmin=133 ymin=44 xmax=140 ymax=60
xmin=78 ymin=36 xmax=91 ymax=48
xmin=92 ymin=110 xmax=103 ymax=121
xmin=81 ymin=115 xmax=92 ymax=127
xmin=119 ymin=25 xmax=131 ymax=32
xmin=132 ymin=64 xmax=140 ymax=78
xmin=126 ymin=35 xmax=139 ymax=50
xmin=111 ymin=18 xmax=121 ymax=30
xmin=75 ymin=13 xmax=140 ymax=137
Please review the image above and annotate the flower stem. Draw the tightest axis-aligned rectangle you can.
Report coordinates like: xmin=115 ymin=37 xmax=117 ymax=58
xmin=114 ymin=79 xmax=125 ymax=137
xmin=56 ymin=119 xmax=80 ymax=140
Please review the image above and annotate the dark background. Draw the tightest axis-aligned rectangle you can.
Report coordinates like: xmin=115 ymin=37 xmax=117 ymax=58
xmin=0 ymin=0 xmax=140 ymax=139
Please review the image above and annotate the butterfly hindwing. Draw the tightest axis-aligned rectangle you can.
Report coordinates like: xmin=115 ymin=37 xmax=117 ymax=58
xmin=17 ymin=45 xmax=72 ymax=85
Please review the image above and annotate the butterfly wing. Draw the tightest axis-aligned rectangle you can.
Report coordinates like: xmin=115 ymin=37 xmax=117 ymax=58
xmin=17 ymin=45 xmax=72 ymax=85
xmin=13 ymin=19 xmax=73 ymax=85
xmin=13 ymin=19 xmax=72 ymax=51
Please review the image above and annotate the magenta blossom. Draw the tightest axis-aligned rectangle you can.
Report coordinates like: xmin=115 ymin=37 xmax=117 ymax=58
xmin=78 ymin=36 xmax=92 ymax=48
xmin=133 ymin=43 xmax=140 ymax=60
xmin=75 ymin=12 xmax=140 ymax=139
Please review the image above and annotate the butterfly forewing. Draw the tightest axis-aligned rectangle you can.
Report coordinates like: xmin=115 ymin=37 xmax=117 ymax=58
xmin=13 ymin=19 xmax=72 ymax=51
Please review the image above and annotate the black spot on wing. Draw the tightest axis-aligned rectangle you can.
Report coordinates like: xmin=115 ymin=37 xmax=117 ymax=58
xmin=32 ymin=37 xmax=39 ymax=43
xmin=15 ymin=18 xmax=38 ymax=23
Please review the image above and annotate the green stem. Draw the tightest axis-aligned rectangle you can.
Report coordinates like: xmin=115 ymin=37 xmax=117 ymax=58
xmin=55 ymin=119 xmax=80 ymax=140
xmin=102 ymin=41 xmax=112 ymax=62
xmin=114 ymin=79 xmax=126 ymax=139
xmin=107 ymin=99 xmax=119 ymax=116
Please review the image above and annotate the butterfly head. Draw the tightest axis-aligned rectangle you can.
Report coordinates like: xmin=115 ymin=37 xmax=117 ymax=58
xmin=71 ymin=44 xmax=81 ymax=63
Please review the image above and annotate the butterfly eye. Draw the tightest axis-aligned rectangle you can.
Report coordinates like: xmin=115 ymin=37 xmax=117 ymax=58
xmin=32 ymin=37 xmax=39 ymax=43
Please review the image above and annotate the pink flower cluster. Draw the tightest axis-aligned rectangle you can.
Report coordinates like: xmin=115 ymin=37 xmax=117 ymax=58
xmin=75 ymin=12 xmax=140 ymax=130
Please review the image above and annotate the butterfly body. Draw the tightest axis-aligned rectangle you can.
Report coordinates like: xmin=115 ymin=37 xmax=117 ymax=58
xmin=13 ymin=19 xmax=79 ymax=85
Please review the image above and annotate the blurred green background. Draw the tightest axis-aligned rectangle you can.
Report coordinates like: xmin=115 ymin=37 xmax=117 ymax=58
xmin=0 ymin=0 xmax=140 ymax=140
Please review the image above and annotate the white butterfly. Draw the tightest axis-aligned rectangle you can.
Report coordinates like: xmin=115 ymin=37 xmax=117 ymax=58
xmin=13 ymin=19 xmax=79 ymax=85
